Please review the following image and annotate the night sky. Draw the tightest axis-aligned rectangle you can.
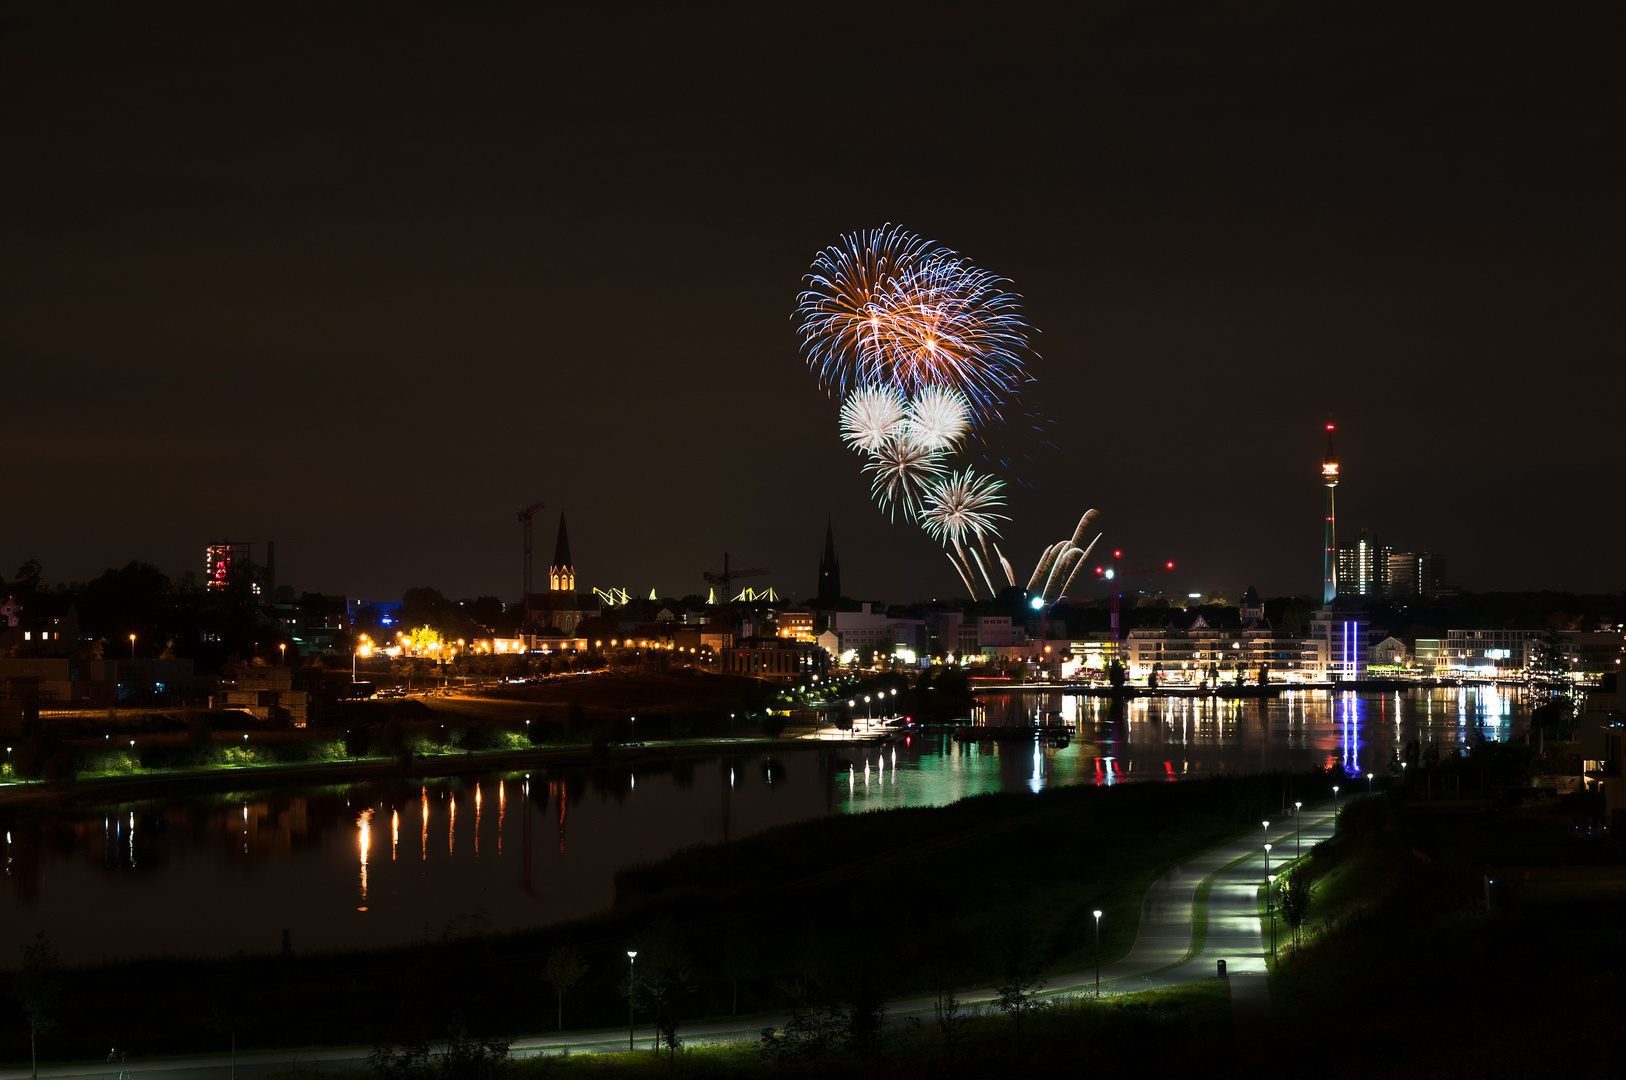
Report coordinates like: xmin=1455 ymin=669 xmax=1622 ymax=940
xmin=4 ymin=2 xmax=1620 ymax=603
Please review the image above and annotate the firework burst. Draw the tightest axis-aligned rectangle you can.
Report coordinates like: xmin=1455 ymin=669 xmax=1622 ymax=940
xmin=796 ymin=226 xmax=1033 ymax=427
xmin=920 ymin=468 xmax=1008 ymax=548
xmin=903 ymin=386 xmax=971 ymax=452
xmin=863 ymin=435 xmax=947 ymax=522
xmin=796 ymin=225 xmax=931 ymax=397
xmin=838 ymin=385 xmax=906 ymax=453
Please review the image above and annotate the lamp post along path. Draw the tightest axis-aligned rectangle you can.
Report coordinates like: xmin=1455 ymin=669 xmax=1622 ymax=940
xmin=626 ymin=951 xmax=637 ymax=1052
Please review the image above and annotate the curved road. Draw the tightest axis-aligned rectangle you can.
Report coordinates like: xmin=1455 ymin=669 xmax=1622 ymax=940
xmin=0 ymin=798 xmax=1344 ymax=1079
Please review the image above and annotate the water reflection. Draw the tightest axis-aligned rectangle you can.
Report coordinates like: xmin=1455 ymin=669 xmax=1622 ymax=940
xmin=0 ymin=689 xmax=1529 ymax=964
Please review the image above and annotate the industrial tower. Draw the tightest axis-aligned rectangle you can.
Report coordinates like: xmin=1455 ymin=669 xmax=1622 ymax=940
xmin=1321 ymin=421 xmax=1339 ymax=606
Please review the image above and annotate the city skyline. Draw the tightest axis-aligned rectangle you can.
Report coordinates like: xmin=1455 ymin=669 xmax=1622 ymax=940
xmin=4 ymin=4 xmax=1619 ymax=602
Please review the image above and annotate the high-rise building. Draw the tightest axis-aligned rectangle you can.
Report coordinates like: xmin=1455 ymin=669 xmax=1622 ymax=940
xmin=1321 ymin=422 xmax=1339 ymax=605
xmin=817 ymin=516 xmax=841 ymax=606
xmin=1337 ymin=529 xmax=1392 ymax=598
xmin=1387 ymin=552 xmax=1447 ymax=600
xmin=205 ymin=541 xmax=253 ymax=592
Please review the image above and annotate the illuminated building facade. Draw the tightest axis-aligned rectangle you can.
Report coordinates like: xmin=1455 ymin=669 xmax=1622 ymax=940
xmin=206 ymin=541 xmax=252 ymax=592
xmin=776 ymin=610 xmax=815 ymax=642
xmin=1310 ymin=610 xmax=1370 ymax=681
xmin=1127 ymin=628 xmax=1326 ymax=681
xmin=1336 ymin=530 xmax=1392 ymax=598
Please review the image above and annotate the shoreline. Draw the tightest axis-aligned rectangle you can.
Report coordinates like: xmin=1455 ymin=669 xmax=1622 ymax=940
xmin=0 ymin=733 xmax=869 ymax=811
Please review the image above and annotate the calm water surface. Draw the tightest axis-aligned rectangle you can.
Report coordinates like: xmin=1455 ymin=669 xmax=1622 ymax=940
xmin=1 ymin=687 xmax=1527 ymax=964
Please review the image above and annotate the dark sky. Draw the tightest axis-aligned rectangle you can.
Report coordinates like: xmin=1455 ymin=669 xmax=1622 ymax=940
xmin=4 ymin=1 xmax=1621 ymax=604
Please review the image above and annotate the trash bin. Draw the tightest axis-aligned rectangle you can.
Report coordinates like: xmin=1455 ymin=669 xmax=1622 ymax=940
xmin=1217 ymin=959 xmax=1228 ymax=978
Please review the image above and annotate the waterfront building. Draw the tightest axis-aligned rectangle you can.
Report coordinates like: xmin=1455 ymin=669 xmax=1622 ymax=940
xmin=776 ymin=609 xmax=815 ymax=642
xmin=1310 ymin=609 xmax=1371 ymax=681
xmin=718 ymin=637 xmax=824 ymax=681
xmin=1126 ymin=628 xmax=1327 ymax=681
xmin=1444 ymin=628 xmax=1539 ymax=672
xmin=1371 ymin=636 xmax=1409 ymax=669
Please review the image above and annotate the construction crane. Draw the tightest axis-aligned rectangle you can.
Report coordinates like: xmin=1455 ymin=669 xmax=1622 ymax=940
xmin=518 ymin=501 xmax=547 ymax=631
xmin=703 ymin=553 xmax=768 ymax=603
xmin=1093 ymin=549 xmax=1176 ymax=640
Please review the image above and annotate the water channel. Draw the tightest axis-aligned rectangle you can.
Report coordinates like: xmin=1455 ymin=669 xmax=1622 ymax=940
xmin=1 ymin=686 xmax=1527 ymax=964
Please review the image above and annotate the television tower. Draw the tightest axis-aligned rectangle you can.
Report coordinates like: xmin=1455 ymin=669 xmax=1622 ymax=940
xmin=1321 ymin=420 xmax=1339 ymax=605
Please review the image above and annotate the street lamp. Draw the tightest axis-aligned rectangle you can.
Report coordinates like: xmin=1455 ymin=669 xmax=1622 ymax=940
xmin=279 ymin=643 xmax=286 ymax=666
xmin=1366 ymin=771 xmax=1373 ymax=792
xmin=128 ymin=633 xmax=136 ymax=659
xmin=626 ymin=950 xmax=638 ymax=1051
xmin=1294 ymin=801 xmax=1302 ymax=861
xmin=1266 ymin=875 xmax=1277 ymax=961
xmin=1264 ymin=842 xmax=1272 ymax=876
xmin=1092 ymin=909 xmax=1103 ymax=998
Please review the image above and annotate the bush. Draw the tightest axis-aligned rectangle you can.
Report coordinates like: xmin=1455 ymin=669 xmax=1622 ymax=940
xmin=344 ymin=726 xmax=372 ymax=758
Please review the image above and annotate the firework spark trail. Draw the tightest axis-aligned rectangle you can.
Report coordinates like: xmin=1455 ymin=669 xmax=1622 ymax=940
xmin=946 ymin=552 xmax=979 ymax=596
xmin=863 ymin=434 xmax=947 ymax=522
xmin=920 ymin=468 xmax=1008 ymax=548
xmin=1058 ymin=533 xmax=1102 ymax=596
xmin=993 ymin=541 xmax=1016 ymax=587
xmin=839 ymin=386 xmax=907 ymax=453
xmin=1070 ymin=509 xmax=1100 ymax=546
xmin=902 ymin=386 xmax=971 ymax=452
xmin=1027 ymin=542 xmax=1062 ymax=593
xmin=1044 ymin=548 xmax=1083 ymax=599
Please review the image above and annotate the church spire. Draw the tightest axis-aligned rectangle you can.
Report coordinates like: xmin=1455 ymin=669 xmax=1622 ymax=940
xmin=549 ymin=514 xmax=575 ymax=592
xmin=817 ymin=514 xmax=841 ymax=605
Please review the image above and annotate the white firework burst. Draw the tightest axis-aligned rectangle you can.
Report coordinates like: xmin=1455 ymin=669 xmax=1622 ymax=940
xmin=903 ymin=386 xmax=971 ymax=452
xmin=920 ymin=468 xmax=1009 ymax=547
xmin=863 ymin=435 xmax=947 ymax=522
xmin=839 ymin=385 xmax=907 ymax=454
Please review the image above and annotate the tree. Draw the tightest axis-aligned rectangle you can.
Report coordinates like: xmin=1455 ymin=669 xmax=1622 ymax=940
xmin=11 ymin=933 xmax=64 ymax=1080
xmin=542 ymin=945 xmax=587 ymax=1032
xmin=628 ymin=923 xmax=696 ymax=1062
xmin=722 ymin=931 xmax=759 ymax=1016
xmin=993 ymin=937 xmax=1047 ymax=1049
xmin=1279 ymin=869 xmax=1313 ymax=945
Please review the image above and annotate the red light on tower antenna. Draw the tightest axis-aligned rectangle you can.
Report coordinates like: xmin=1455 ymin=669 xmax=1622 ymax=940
xmin=1166 ymin=561 xmax=1174 ymax=569
xmin=1326 ymin=423 xmax=1335 ymax=430
xmin=1113 ymin=550 xmax=1122 ymax=559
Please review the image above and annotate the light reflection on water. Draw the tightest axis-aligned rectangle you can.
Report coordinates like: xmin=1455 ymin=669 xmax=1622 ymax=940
xmin=0 ymin=688 xmax=1526 ymax=963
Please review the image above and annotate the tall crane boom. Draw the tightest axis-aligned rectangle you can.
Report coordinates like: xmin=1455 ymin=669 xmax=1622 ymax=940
xmin=518 ymin=501 xmax=547 ymax=632
xmin=1093 ymin=549 xmax=1176 ymax=640
xmin=702 ymin=552 xmax=768 ymax=602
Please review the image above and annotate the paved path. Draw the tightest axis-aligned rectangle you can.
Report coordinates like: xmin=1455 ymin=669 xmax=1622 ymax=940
xmin=1 ymin=799 xmax=1346 ymax=1080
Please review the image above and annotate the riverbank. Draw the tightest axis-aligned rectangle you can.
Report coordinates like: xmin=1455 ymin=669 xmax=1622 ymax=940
xmin=0 ymin=769 xmax=1323 ymax=1065
xmin=0 ymin=733 xmax=847 ymax=811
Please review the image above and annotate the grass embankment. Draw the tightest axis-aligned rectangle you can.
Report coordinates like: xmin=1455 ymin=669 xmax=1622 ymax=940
xmin=0 ymin=770 xmax=1314 ymax=1066
xmin=1261 ymin=792 xmax=1626 ymax=1075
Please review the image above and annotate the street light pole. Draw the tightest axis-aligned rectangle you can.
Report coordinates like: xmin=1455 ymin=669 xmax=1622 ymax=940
xmin=1092 ymin=909 xmax=1103 ymax=999
xmin=626 ymin=951 xmax=638 ymax=1052
xmin=129 ymin=633 xmax=136 ymax=660
xmin=1267 ymin=875 xmax=1277 ymax=962
xmin=1294 ymin=801 xmax=1302 ymax=861
xmin=1367 ymin=771 xmax=1373 ymax=793
xmin=1264 ymin=842 xmax=1272 ymax=877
